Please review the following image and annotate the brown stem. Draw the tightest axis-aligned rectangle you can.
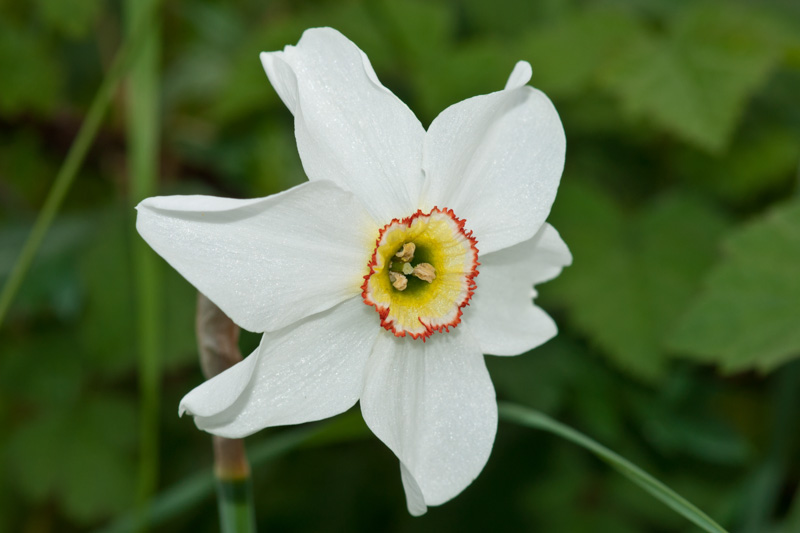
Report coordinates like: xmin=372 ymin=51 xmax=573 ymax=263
xmin=196 ymin=292 xmax=250 ymax=480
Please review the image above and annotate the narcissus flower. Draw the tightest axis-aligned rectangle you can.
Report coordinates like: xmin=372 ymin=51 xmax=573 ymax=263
xmin=136 ymin=27 xmax=570 ymax=515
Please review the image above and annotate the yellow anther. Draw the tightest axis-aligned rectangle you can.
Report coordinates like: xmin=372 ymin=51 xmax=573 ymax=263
xmin=412 ymin=263 xmax=436 ymax=283
xmin=389 ymin=271 xmax=408 ymax=291
xmin=395 ymin=242 xmax=416 ymax=262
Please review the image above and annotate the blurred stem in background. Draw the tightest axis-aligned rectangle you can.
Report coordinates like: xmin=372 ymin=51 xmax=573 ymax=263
xmin=0 ymin=0 xmax=159 ymax=327
xmin=196 ymin=293 xmax=257 ymax=533
xmin=740 ymin=362 xmax=800 ymax=532
xmin=124 ymin=0 xmax=162 ymax=524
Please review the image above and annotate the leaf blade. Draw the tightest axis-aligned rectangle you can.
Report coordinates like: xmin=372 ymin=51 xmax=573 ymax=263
xmin=499 ymin=402 xmax=729 ymax=533
xmin=670 ymin=200 xmax=800 ymax=372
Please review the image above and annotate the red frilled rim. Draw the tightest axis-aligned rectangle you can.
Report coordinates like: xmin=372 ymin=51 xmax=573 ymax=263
xmin=361 ymin=207 xmax=479 ymax=340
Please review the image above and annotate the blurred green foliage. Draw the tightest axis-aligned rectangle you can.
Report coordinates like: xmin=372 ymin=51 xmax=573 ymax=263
xmin=1 ymin=0 xmax=800 ymax=531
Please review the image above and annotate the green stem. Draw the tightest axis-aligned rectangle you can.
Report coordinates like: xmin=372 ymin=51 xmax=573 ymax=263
xmin=196 ymin=294 xmax=257 ymax=532
xmin=740 ymin=361 xmax=800 ymax=531
xmin=498 ymin=402 xmax=729 ymax=533
xmin=0 ymin=0 xmax=159 ymax=327
xmin=124 ymin=0 xmax=162 ymax=521
xmin=213 ymin=436 xmax=255 ymax=533
xmin=216 ymin=463 xmax=256 ymax=533
xmin=216 ymin=478 xmax=256 ymax=533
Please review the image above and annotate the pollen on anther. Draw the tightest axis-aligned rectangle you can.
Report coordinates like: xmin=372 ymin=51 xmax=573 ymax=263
xmin=395 ymin=242 xmax=415 ymax=262
xmin=412 ymin=263 xmax=436 ymax=283
xmin=389 ymin=272 xmax=408 ymax=291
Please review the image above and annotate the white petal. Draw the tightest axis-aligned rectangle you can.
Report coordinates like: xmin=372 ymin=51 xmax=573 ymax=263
xmin=136 ymin=180 xmax=376 ymax=333
xmin=179 ymin=343 xmax=259 ymax=418
xmin=505 ymin=60 xmax=532 ymax=90
xmin=261 ymin=27 xmax=425 ymax=224
xmin=361 ymin=327 xmax=497 ymax=514
xmin=180 ymin=297 xmax=379 ymax=438
xmin=421 ymin=64 xmax=566 ymax=255
xmin=400 ymin=463 xmax=427 ymax=517
xmin=468 ymin=223 xmax=572 ymax=356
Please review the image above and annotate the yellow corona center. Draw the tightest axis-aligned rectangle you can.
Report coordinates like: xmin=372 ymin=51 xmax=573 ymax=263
xmin=361 ymin=208 xmax=479 ymax=339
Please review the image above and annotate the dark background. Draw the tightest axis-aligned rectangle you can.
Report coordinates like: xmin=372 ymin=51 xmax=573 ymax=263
xmin=2 ymin=0 xmax=800 ymax=531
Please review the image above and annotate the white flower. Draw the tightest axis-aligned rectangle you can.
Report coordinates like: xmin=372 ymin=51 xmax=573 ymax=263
xmin=136 ymin=27 xmax=570 ymax=515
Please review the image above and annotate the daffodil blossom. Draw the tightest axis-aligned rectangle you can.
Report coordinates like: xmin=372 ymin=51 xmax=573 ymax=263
xmin=136 ymin=27 xmax=570 ymax=515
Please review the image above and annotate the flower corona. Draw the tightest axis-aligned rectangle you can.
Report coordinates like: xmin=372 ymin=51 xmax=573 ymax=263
xmin=362 ymin=207 xmax=479 ymax=340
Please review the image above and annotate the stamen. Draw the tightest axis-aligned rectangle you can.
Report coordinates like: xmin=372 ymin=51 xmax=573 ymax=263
xmin=412 ymin=263 xmax=436 ymax=283
xmin=395 ymin=242 xmax=416 ymax=262
xmin=389 ymin=272 xmax=408 ymax=291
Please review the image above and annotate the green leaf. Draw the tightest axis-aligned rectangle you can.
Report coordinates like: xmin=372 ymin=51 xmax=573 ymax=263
xmin=670 ymin=201 xmax=800 ymax=373
xmin=548 ymin=183 xmax=729 ymax=381
xmin=600 ymin=4 xmax=783 ymax=152
xmin=499 ymin=403 xmax=729 ymax=533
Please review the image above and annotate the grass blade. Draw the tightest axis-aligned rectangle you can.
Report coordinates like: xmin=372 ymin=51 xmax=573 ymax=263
xmin=124 ymin=0 xmax=162 ymax=518
xmin=0 ymin=0 xmax=159 ymax=327
xmin=499 ymin=402 xmax=728 ymax=533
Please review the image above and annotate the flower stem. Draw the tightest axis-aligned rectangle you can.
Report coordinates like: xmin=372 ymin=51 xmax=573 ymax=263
xmin=498 ymin=402 xmax=729 ymax=533
xmin=214 ymin=437 xmax=256 ymax=533
xmin=196 ymin=293 xmax=257 ymax=533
